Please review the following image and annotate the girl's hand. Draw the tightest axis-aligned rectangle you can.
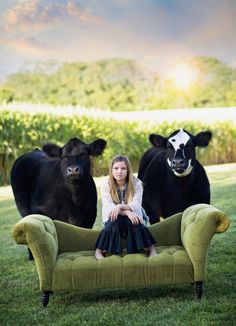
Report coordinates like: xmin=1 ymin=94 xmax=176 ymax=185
xmin=109 ymin=204 xmax=121 ymax=221
xmin=127 ymin=212 xmax=140 ymax=225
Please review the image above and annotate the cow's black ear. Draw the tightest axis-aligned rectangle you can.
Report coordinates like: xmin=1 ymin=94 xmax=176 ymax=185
xmin=42 ymin=143 xmax=62 ymax=157
xmin=88 ymin=139 xmax=107 ymax=156
xmin=194 ymin=131 xmax=212 ymax=148
xmin=149 ymin=134 xmax=167 ymax=148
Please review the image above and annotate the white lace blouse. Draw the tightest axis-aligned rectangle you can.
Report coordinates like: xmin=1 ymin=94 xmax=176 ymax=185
xmin=100 ymin=175 xmax=145 ymax=224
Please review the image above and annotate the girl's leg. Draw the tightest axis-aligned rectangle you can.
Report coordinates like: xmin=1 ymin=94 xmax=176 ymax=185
xmin=123 ymin=218 xmax=139 ymax=254
xmin=124 ymin=219 xmax=157 ymax=255
xmin=95 ymin=218 xmax=123 ymax=256
xmin=147 ymin=245 xmax=157 ymax=257
xmin=95 ymin=248 xmax=104 ymax=260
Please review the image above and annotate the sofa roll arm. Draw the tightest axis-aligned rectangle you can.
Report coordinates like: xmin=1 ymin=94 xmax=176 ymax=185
xmin=12 ymin=214 xmax=58 ymax=291
xmin=181 ymin=204 xmax=230 ymax=282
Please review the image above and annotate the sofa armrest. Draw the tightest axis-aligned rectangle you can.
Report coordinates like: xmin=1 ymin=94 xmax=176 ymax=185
xmin=12 ymin=214 xmax=58 ymax=291
xmin=181 ymin=204 xmax=230 ymax=282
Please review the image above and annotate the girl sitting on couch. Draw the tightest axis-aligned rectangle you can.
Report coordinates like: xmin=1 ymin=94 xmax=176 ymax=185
xmin=95 ymin=155 xmax=157 ymax=260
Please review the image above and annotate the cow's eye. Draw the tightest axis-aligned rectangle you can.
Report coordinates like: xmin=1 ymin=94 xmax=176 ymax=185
xmin=167 ymin=143 xmax=173 ymax=149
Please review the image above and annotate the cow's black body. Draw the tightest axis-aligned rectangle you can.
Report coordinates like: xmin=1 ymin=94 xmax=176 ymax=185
xmin=138 ymin=129 xmax=211 ymax=224
xmin=11 ymin=138 xmax=106 ymax=229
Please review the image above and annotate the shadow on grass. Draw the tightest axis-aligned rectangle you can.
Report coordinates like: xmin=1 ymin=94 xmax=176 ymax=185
xmin=54 ymin=284 xmax=197 ymax=305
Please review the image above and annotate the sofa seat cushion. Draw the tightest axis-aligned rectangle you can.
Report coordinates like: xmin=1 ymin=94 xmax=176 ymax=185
xmin=52 ymin=246 xmax=194 ymax=291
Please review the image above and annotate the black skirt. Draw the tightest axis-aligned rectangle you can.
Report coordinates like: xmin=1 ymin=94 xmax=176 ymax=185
xmin=95 ymin=216 xmax=156 ymax=255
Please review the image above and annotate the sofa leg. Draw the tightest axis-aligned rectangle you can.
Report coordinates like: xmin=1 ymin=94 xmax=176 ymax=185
xmin=195 ymin=281 xmax=204 ymax=299
xmin=41 ymin=291 xmax=51 ymax=307
xmin=28 ymin=247 xmax=34 ymax=260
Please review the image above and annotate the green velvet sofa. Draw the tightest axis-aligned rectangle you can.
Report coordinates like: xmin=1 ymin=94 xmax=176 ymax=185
xmin=12 ymin=203 xmax=229 ymax=307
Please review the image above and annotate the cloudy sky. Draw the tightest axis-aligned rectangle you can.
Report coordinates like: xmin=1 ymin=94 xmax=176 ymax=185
xmin=0 ymin=0 xmax=236 ymax=80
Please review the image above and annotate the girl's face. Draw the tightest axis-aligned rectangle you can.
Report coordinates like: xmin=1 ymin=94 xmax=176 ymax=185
xmin=112 ymin=161 xmax=128 ymax=184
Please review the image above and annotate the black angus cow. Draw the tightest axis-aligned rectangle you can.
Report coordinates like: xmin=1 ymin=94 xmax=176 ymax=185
xmin=11 ymin=137 xmax=106 ymax=258
xmin=138 ymin=129 xmax=212 ymax=224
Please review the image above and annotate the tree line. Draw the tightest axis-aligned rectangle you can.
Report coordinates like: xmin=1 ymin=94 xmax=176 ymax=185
xmin=0 ymin=56 xmax=236 ymax=110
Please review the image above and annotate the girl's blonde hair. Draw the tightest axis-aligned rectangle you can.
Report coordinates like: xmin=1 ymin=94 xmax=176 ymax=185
xmin=109 ymin=155 xmax=135 ymax=204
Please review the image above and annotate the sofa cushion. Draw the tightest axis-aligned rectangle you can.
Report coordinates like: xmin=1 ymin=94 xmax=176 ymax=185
xmin=52 ymin=246 xmax=193 ymax=291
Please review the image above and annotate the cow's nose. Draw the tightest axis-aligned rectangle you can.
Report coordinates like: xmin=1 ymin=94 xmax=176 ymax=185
xmin=172 ymin=158 xmax=185 ymax=166
xmin=67 ymin=166 xmax=80 ymax=176
xmin=171 ymin=158 xmax=186 ymax=174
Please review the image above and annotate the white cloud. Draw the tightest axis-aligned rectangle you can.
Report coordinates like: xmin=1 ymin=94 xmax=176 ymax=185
xmin=0 ymin=0 xmax=235 ymax=78
xmin=1 ymin=0 xmax=103 ymax=32
xmin=0 ymin=35 xmax=55 ymax=55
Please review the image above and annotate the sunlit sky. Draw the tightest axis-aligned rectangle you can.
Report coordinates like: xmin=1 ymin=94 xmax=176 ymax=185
xmin=0 ymin=0 xmax=236 ymax=80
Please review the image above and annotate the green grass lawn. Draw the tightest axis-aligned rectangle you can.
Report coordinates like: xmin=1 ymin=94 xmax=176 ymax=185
xmin=0 ymin=164 xmax=236 ymax=326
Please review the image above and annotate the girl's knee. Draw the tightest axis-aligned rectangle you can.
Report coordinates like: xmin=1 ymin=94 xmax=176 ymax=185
xmin=104 ymin=220 xmax=119 ymax=231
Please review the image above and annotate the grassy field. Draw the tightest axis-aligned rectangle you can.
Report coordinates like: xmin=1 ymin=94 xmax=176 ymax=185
xmin=0 ymin=163 xmax=236 ymax=326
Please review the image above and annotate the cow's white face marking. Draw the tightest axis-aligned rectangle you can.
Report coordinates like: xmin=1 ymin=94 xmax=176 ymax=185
xmin=167 ymin=129 xmax=193 ymax=177
xmin=168 ymin=129 xmax=190 ymax=151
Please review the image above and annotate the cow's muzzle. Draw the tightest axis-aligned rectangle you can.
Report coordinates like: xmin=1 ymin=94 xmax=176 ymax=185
xmin=171 ymin=158 xmax=188 ymax=174
xmin=66 ymin=166 xmax=81 ymax=179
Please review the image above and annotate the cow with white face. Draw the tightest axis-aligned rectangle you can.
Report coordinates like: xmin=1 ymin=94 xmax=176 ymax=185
xmin=138 ymin=129 xmax=212 ymax=224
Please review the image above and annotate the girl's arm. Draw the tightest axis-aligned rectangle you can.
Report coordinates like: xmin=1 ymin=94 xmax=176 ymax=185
xmin=121 ymin=209 xmax=140 ymax=225
xmin=117 ymin=179 xmax=143 ymax=213
xmin=120 ymin=178 xmax=144 ymax=224
xmin=119 ymin=204 xmax=132 ymax=211
xmin=126 ymin=179 xmax=143 ymax=217
xmin=100 ymin=177 xmax=116 ymax=223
